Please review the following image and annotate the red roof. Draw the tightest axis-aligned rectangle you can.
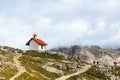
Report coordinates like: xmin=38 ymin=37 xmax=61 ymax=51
xmin=26 ymin=38 xmax=47 ymax=46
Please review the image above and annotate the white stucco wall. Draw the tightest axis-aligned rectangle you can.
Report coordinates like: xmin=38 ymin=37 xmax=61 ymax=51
xmin=29 ymin=40 xmax=46 ymax=52
xmin=38 ymin=45 xmax=46 ymax=52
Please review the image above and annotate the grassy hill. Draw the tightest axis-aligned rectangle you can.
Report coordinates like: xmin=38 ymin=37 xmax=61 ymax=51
xmin=0 ymin=45 xmax=120 ymax=80
xmin=0 ymin=46 xmax=85 ymax=80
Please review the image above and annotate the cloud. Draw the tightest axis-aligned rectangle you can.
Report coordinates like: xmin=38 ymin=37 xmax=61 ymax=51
xmin=0 ymin=16 xmax=30 ymax=49
xmin=0 ymin=0 xmax=120 ymax=49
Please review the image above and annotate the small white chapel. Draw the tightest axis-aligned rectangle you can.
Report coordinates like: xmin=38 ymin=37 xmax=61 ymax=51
xmin=26 ymin=33 xmax=47 ymax=52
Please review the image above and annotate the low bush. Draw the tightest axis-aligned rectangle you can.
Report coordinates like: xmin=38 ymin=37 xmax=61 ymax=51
xmin=0 ymin=64 xmax=18 ymax=80
xmin=19 ymin=55 xmax=60 ymax=80
xmin=24 ymin=51 xmax=63 ymax=61
xmin=15 ymin=72 xmax=39 ymax=80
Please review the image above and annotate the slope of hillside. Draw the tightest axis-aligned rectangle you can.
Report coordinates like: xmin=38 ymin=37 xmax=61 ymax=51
xmin=67 ymin=65 xmax=120 ymax=80
xmin=56 ymin=65 xmax=91 ymax=80
xmin=0 ymin=45 xmax=120 ymax=80
xmin=0 ymin=46 xmax=85 ymax=80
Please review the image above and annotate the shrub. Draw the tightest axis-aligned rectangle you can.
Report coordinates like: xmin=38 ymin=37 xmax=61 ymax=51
xmin=19 ymin=55 xmax=60 ymax=80
xmin=0 ymin=64 xmax=18 ymax=80
xmin=15 ymin=72 xmax=39 ymax=80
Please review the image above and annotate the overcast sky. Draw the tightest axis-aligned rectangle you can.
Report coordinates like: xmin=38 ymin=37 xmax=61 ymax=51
xmin=0 ymin=0 xmax=120 ymax=49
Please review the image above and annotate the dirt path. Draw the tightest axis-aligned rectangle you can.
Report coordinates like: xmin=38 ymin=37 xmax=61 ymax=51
xmin=56 ymin=65 xmax=91 ymax=80
xmin=10 ymin=54 xmax=27 ymax=80
xmin=9 ymin=54 xmax=48 ymax=80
